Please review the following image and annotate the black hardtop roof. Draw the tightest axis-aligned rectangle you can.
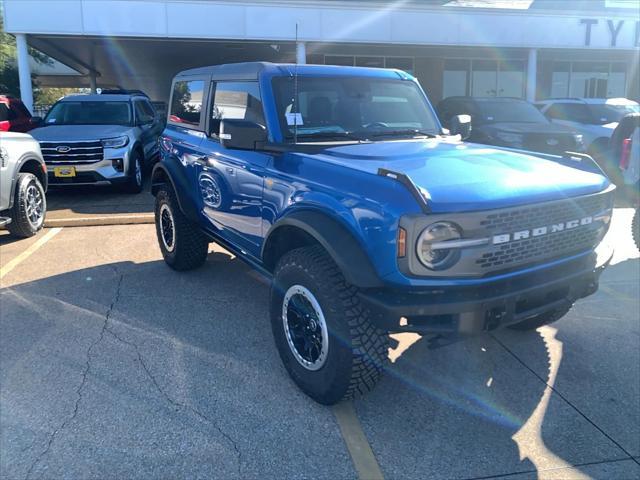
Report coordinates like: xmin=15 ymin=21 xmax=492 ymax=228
xmin=173 ymin=61 xmax=407 ymax=81
xmin=175 ymin=62 xmax=275 ymax=80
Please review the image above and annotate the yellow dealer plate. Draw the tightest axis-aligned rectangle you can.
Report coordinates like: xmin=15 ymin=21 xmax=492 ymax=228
xmin=53 ymin=166 xmax=76 ymax=178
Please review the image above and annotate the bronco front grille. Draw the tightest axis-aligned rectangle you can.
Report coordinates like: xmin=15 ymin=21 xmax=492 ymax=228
xmin=476 ymin=228 xmax=601 ymax=269
xmin=40 ymin=141 xmax=104 ymax=165
xmin=479 ymin=194 xmax=609 ymax=233
xmin=476 ymin=193 xmax=613 ymax=271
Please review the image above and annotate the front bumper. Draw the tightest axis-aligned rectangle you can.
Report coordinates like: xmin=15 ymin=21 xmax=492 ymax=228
xmin=46 ymin=146 xmax=131 ymax=186
xmin=358 ymin=244 xmax=613 ymax=335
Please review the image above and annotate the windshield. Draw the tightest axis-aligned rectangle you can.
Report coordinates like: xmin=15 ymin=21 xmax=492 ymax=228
xmin=272 ymin=76 xmax=441 ymax=141
xmin=44 ymin=101 xmax=132 ymax=126
xmin=475 ymin=100 xmax=549 ymax=124
xmin=587 ymin=104 xmax=640 ymax=124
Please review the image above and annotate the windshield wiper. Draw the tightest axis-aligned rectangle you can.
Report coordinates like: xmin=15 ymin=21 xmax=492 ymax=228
xmin=360 ymin=129 xmax=438 ymax=139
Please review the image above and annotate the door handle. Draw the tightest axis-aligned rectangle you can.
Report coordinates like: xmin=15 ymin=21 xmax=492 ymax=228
xmin=226 ymin=166 xmax=235 ymax=175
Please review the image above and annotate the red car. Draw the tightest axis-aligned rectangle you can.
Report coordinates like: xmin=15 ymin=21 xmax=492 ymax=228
xmin=0 ymin=95 xmax=37 ymax=132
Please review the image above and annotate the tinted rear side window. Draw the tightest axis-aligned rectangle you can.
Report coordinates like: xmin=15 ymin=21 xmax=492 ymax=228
xmin=546 ymin=103 xmax=593 ymax=123
xmin=0 ymin=103 xmax=8 ymax=121
xmin=169 ymin=80 xmax=205 ymax=127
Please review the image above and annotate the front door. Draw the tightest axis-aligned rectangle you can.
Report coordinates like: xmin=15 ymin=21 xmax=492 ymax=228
xmin=194 ymin=80 xmax=270 ymax=259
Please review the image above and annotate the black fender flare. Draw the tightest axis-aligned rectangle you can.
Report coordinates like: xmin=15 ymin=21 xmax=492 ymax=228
xmin=150 ymin=161 xmax=200 ymax=223
xmin=262 ymin=210 xmax=384 ymax=288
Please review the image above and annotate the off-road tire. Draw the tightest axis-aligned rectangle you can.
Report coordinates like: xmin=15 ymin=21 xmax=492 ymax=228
xmin=270 ymin=245 xmax=389 ymax=405
xmin=508 ymin=304 xmax=572 ymax=331
xmin=124 ymin=149 xmax=144 ymax=194
xmin=155 ymin=185 xmax=209 ymax=271
xmin=7 ymin=173 xmax=46 ymax=238
xmin=632 ymin=209 xmax=639 ymax=252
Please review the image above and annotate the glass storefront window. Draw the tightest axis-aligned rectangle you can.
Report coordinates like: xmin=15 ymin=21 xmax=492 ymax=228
xmin=550 ymin=62 xmax=570 ymax=98
xmin=443 ymin=59 xmax=525 ymax=99
xmin=608 ymin=63 xmax=627 ymax=97
xmin=385 ymin=57 xmax=414 ymax=75
xmin=443 ymin=59 xmax=469 ymax=99
xmin=325 ymin=55 xmax=414 ymax=75
xmin=471 ymin=60 xmax=498 ymax=97
xmin=549 ymin=61 xmax=627 ymax=99
xmin=325 ymin=55 xmax=354 ymax=66
xmin=570 ymin=62 xmax=609 ymax=98
xmin=355 ymin=56 xmax=384 ymax=68
xmin=497 ymin=60 xmax=525 ymax=97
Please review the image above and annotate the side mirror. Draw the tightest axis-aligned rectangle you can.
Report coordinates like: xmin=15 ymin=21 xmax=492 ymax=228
xmin=220 ymin=119 xmax=267 ymax=150
xmin=450 ymin=114 xmax=472 ymax=141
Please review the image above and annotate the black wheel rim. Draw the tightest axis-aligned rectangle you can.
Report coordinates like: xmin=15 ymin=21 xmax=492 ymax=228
xmin=282 ymin=285 xmax=329 ymax=371
xmin=159 ymin=203 xmax=175 ymax=252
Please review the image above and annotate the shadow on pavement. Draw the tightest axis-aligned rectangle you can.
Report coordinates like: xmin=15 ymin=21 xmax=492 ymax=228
xmin=45 ymin=181 xmax=154 ymax=217
xmin=0 ymin=252 xmax=353 ymax=479
xmin=1 ymin=251 xmax=637 ymax=479
xmin=355 ymin=256 xmax=639 ymax=479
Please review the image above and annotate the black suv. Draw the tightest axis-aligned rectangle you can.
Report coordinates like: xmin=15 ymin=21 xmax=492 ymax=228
xmin=437 ymin=97 xmax=584 ymax=155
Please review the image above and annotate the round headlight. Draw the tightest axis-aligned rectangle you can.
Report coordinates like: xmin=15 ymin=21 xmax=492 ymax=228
xmin=416 ymin=222 xmax=462 ymax=270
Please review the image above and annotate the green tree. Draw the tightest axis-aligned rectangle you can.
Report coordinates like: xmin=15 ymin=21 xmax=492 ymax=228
xmin=0 ymin=8 xmax=51 ymax=99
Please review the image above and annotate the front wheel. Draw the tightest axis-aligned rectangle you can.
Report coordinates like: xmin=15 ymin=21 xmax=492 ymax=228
xmin=7 ymin=173 xmax=46 ymax=238
xmin=270 ymin=245 xmax=389 ymax=405
xmin=154 ymin=185 xmax=209 ymax=271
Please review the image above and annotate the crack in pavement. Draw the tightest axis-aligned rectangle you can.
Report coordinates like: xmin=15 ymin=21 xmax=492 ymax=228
xmin=491 ymin=333 xmax=640 ymax=467
xmin=24 ymin=273 xmax=124 ymax=480
xmin=103 ymin=326 xmax=244 ymax=479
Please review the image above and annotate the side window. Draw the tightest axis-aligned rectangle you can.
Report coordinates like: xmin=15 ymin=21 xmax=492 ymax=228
xmin=210 ymin=81 xmax=264 ymax=138
xmin=546 ymin=104 xmax=565 ymax=120
xmin=169 ymin=79 xmax=205 ymax=127
xmin=134 ymin=100 xmax=155 ymax=125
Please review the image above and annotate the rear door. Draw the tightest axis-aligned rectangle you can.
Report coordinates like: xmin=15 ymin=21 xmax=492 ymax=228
xmin=193 ymin=80 xmax=270 ymax=258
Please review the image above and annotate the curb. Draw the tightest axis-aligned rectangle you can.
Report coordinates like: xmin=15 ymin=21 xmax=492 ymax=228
xmin=44 ymin=213 xmax=155 ymax=228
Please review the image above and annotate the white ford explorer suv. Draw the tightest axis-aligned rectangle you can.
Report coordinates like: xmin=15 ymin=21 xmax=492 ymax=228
xmin=536 ymin=98 xmax=640 ymax=158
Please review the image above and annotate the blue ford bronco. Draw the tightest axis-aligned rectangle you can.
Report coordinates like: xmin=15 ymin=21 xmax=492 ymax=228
xmin=152 ymin=62 xmax=614 ymax=404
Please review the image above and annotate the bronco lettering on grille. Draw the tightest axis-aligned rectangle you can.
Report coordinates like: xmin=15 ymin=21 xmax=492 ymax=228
xmin=492 ymin=216 xmax=594 ymax=245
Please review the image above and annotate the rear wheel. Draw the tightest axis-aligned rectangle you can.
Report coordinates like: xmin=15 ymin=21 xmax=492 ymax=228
xmin=154 ymin=185 xmax=209 ymax=271
xmin=508 ymin=304 xmax=572 ymax=331
xmin=270 ymin=245 xmax=389 ymax=405
xmin=7 ymin=173 xmax=46 ymax=238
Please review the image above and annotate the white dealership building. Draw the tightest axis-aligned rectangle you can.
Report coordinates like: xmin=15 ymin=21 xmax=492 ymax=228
xmin=2 ymin=0 xmax=639 ymax=112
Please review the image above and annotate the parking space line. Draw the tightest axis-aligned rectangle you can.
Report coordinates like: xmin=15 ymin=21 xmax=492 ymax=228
xmin=0 ymin=228 xmax=62 ymax=280
xmin=333 ymin=402 xmax=384 ymax=480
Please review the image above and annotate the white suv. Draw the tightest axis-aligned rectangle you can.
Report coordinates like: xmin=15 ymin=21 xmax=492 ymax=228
xmin=536 ymin=98 xmax=640 ymax=157
xmin=0 ymin=132 xmax=48 ymax=237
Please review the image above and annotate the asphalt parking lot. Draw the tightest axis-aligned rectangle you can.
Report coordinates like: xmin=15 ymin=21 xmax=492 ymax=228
xmin=1 ymin=209 xmax=638 ymax=480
